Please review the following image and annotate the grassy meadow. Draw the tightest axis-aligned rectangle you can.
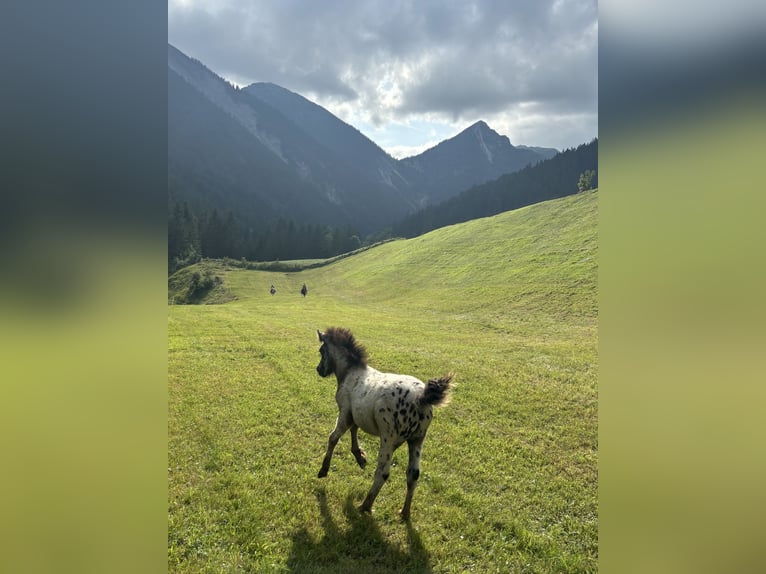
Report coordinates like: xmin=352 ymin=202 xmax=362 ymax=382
xmin=168 ymin=189 xmax=598 ymax=573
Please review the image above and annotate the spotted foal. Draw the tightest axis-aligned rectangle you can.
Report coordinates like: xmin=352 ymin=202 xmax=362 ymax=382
xmin=315 ymin=327 xmax=453 ymax=520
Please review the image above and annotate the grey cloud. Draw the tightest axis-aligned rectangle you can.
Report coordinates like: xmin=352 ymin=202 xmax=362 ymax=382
xmin=400 ymin=1 xmax=596 ymax=114
xmin=169 ymin=0 xmax=597 ymax=146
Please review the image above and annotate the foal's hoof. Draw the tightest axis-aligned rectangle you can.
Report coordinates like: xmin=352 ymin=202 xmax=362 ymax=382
xmin=317 ymin=469 xmax=328 ymax=478
xmin=358 ymin=504 xmax=372 ymax=514
xmin=354 ymin=451 xmax=367 ymax=469
xmin=398 ymin=509 xmax=411 ymax=522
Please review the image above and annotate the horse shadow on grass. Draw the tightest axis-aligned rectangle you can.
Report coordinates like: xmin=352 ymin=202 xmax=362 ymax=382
xmin=287 ymin=487 xmax=432 ymax=574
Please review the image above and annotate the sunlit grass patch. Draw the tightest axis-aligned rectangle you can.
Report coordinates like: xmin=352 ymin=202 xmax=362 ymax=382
xmin=169 ymin=191 xmax=598 ymax=572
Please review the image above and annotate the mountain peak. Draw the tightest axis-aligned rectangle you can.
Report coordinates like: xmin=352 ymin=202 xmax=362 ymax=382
xmin=458 ymin=120 xmax=493 ymax=137
xmin=464 ymin=120 xmax=510 ymax=146
xmin=397 ymin=119 xmax=553 ymax=202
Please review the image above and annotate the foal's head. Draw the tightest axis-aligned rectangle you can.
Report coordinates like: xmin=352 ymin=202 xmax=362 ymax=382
xmin=316 ymin=327 xmax=368 ymax=379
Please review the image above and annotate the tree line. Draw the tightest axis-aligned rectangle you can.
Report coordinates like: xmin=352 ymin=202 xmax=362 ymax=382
xmin=169 ymin=139 xmax=598 ymax=273
xmin=168 ymin=203 xmax=363 ymax=273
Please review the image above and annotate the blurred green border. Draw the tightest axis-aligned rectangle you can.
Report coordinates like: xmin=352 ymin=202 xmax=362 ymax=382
xmin=0 ymin=237 xmax=168 ymax=574
xmin=600 ymin=96 xmax=766 ymax=573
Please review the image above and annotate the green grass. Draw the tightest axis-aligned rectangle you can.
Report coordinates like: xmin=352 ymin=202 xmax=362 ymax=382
xmin=168 ymin=190 xmax=598 ymax=573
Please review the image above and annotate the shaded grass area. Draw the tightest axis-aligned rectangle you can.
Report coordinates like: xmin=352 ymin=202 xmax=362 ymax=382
xmin=168 ymin=190 xmax=598 ymax=573
xmin=168 ymin=262 xmax=236 ymax=305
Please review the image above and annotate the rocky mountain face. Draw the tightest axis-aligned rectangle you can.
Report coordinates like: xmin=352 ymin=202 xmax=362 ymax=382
xmin=400 ymin=120 xmax=557 ymax=203
xmin=168 ymin=44 xmax=557 ymax=234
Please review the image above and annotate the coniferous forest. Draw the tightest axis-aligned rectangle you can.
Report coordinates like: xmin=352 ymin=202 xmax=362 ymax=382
xmin=392 ymin=139 xmax=597 ymax=238
xmin=168 ymin=203 xmax=364 ymax=273
xmin=168 ymin=138 xmax=596 ymax=273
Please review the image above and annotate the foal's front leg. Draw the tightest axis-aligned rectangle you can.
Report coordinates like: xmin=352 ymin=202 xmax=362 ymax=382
xmin=318 ymin=412 xmax=352 ymax=478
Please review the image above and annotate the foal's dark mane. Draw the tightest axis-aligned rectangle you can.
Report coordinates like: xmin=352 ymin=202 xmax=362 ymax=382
xmin=325 ymin=327 xmax=368 ymax=367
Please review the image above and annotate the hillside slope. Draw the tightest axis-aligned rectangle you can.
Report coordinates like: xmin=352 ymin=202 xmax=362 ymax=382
xmin=209 ymin=189 xmax=597 ymax=324
xmin=313 ymin=188 xmax=596 ymax=321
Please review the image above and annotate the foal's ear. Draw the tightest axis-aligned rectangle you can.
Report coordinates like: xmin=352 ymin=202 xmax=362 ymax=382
xmin=317 ymin=329 xmax=325 ymax=342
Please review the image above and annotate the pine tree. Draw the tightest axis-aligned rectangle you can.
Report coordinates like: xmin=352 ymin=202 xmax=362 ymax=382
xmin=578 ymin=169 xmax=596 ymax=192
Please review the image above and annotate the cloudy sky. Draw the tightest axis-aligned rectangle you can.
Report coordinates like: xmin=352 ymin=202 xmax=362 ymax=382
xmin=168 ymin=0 xmax=597 ymax=158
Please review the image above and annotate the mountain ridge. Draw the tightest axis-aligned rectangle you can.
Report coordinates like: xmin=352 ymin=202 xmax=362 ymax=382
xmin=168 ymin=44 xmax=559 ymax=234
xmin=244 ymin=82 xmax=414 ymax=194
xmin=168 ymin=44 xmax=420 ymax=234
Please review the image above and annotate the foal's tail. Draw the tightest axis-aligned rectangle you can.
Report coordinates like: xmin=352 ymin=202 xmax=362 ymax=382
xmin=419 ymin=372 xmax=454 ymax=407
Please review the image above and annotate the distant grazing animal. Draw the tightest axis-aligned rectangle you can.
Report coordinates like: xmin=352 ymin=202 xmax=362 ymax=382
xmin=301 ymin=283 xmax=308 ymax=297
xmin=315 ymin=327 xmax=453 ymax=520
xmin=270 ymin=285 xmax=276 ymax=295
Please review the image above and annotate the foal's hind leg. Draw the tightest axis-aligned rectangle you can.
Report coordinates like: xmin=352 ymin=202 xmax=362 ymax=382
xmin=350 ymin=424 xmax=367 ymax=469
xmin=318 ymin=412 xmax=352 ymax=478
xmin=359 ymin=436 xmax=395 ymax=513
xmin=399 ymin=437 xmax=424 ymax=521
